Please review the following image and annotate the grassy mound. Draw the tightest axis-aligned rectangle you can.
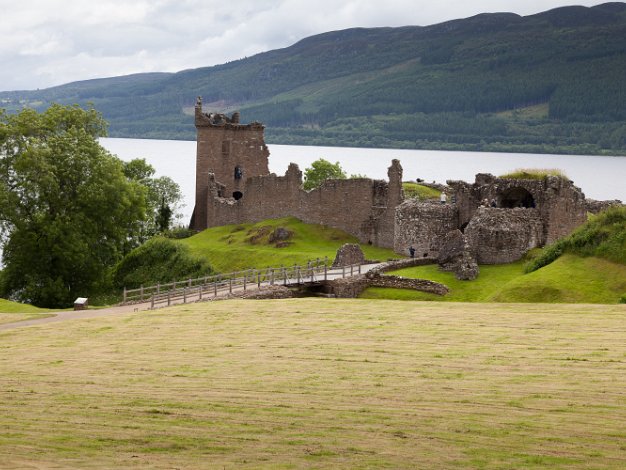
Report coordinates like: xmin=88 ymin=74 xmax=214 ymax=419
xmin=526 ymin=206 xmax=626 ymax=272
xmin=402 ymin=182 xmax=441 ymax=200
xmin=499 ymin=168 xmax=568 ymax=180
xmin=0 ymin=299 xmax=57 ymax=325
xmin=491 ymin=255 xmax=626 ymax=303
xmin=179 ymin=217 xmax=398 ymax=272
xmin=362 ymin=254 xmax=626 ymax=304
xmin=113 ymin=237 xmax=213 ymax=289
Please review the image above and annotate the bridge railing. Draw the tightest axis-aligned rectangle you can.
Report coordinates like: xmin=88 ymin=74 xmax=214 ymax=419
xmin=121 ymin=258 xmax=364 ymax=308
xmin=123 ymin=258 xmax=329 ymax=304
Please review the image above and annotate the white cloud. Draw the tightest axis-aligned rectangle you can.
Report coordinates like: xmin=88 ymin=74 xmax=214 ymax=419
xmin=0 ymin=0 xmax=610 ymax=91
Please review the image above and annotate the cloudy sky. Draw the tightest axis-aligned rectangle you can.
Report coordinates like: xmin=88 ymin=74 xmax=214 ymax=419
xmin=0 ymin=0 xmax=609 ymax=92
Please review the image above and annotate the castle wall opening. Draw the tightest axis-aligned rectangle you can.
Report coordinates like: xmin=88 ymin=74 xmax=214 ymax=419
xmin=499 ymin=187 xmax=535 ymax=208
xmin=233 ymin=191 xmax=243 ymax=200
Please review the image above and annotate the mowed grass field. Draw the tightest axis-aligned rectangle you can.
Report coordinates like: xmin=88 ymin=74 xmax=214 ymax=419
xmin=1 ymin=299 xmax=625 ymax=468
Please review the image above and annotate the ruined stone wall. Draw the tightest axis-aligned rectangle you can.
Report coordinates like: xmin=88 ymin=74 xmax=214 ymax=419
xmin=201 ymin=161 xmax=403 ymax=249
xmin=465 ymin=207 xmax=544 ymax=264
xmin=448 ymin=173 xmax=587 ymax=245
xmin=394 ymin=200 xmax=459 ymax=258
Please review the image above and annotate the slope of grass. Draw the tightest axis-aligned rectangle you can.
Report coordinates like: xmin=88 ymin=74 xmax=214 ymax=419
xmin=0 ymin=299 xmax=624 ymax=468
xmin=362 ymin=261 xmax=526 ymax=302
xmin=0 ymin=299 xmax=57 ymax=325
xmin=180 ymin=217 xmax=398 ymax=272
xmin=402 ymin=182 xmax=441 ymax=200
xmin=361 ymin=254 xmax=626 ymax=304
xmin=490 ymin=254 xmax=626 ymax=304
xmin=527 ymin=206 xmax=626 ymax=272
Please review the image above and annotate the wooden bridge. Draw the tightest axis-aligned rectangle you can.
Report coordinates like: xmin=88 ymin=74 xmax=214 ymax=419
xmin=122 ymin=259 xmax=377 ymax=310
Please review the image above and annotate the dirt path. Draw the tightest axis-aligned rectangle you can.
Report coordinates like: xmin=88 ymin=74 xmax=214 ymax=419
xmin=0 ymin=302 xmax=155 ymax=332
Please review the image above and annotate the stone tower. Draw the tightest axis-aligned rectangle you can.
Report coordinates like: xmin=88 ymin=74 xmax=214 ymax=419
xmin=191 ymin=97 xmax=270 ymax=230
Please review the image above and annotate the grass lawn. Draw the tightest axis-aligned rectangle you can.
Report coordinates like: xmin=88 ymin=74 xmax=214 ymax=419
xmin=0 ymin=299 xmax=625 ymax=468
xmin=362 ymin=254 xmax=626 ymax=304
xmin=180 ymin=216 xmax=398 ymax=272
xmin=0 ymin=299 xmax=57 ymax=324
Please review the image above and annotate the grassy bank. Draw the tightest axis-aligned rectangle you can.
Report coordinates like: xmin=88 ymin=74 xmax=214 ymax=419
xmin=0 ymin=299 xmax=57 ymax=324
xmin=361 ymin=255 xmax=626 ymax=304
xmin=179 ymin=217 xmax=398 ymax=272
xmin=0 ymin=299 xmax=624 ymax=468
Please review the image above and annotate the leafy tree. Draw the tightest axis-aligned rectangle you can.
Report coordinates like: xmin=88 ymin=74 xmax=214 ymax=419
xmin=122 ymin=158 xmax=183 ymax=239
xmin=0 ymin=104 xmax=147 ymax=307
xmin=303 ymin=158 xmax=347 ymax=190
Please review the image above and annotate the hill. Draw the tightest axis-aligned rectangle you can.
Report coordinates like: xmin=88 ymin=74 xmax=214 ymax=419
xmin=1 ymin=3 xmax=626 ymax=154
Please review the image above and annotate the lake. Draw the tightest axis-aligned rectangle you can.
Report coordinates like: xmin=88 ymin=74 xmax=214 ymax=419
xmin=101 ymin=137 xmax=626 ymax=224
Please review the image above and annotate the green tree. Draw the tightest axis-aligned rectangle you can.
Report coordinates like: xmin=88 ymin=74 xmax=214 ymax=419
xmin=123 ymin=158 xmax=183 ymax=238
xmin=0 ymin=104 xmax=147 ymax=307
xmin=303 ymin=158 xmax=347 ymax=190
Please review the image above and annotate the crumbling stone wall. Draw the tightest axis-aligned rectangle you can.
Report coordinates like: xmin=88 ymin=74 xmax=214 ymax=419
xmin=447 ymin=173 xmax=587 ymax=245
xmin=464 ymin=207 xmax=544 ymax=264
xmin=200 ymin=159 xmax=403 ymax=249
xmin=394 ymin=200 xmax=459 ymax=258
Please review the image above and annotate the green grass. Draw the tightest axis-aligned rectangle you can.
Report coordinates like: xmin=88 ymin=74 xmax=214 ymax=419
xmin=179 ymin=217 xmax=398 ymax=272
xmin=527 ymin=206 xmax=626 ymax=271
xmin=0 ymin=299 xmax=624 ymax=468
xmin=362 ymin=254 xmax=626 ymax=304
xmin=362 ymin=260 xmax=526 ymax=302
xmin=402 ymin=182 xmax=441 ymax=200
xmin=0 ymin=299 xmax=57 ymax=325
xmin=499 ymin=168 xmax=568 ymax=180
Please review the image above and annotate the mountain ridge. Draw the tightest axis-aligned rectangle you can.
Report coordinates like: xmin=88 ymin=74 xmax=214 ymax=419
xmin=2 ymin=2 xmax=626 ymax=154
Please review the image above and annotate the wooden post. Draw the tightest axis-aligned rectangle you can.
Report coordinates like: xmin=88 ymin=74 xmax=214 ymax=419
xmin=270 ymin=269 xmax=275 ymax=285
xmin=229 ymin=278 xmax=232 ymax=294
xmin=188 ymin=278 xmax=192 ymax=287
xmin=183 ymin=287 xmax=187 ymax=304
xmin=156 ymin=283 xmax=160 ymax=294
xmin=342 ymin=266 xmax=346 ymax=278
xmin=243 ymin=275 xmax=247 ymax=291
xmin=350 ymin=265 xmax=354 ymax=276
xmin=140 ymin=285 xmax=144 ymax=301
xmin=358 ymin=264 xmax=362 ymax=274
xmin=199 ymin=286 xmax=203 ymax=300
xmin=297 ymin=266 xmax=301 ymax=284
xmin=151 ymin=294 xmax=154 ymax=310
xmin=214 ymin=279 xmax=218 ymax=296
xmin=257 ymin=270 xmax=261 ymax=288
xmin=167 ymin=291 xmax=171 ymax=306
xmin=123 ymin=287 xmax=127 ymax=304
xmin=324 ymin=264 xmax=327 ymax=281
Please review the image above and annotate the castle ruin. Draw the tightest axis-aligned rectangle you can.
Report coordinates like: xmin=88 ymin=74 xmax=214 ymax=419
xmin=191 ymin=100 xmax=617 ymax=266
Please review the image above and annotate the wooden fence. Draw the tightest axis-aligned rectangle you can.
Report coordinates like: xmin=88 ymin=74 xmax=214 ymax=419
xmin=121 ymin=258 xmax=364 ymax=309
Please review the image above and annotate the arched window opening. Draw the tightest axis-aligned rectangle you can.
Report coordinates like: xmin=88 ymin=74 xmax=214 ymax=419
xmin=233 ymin=191 xmax=243 ymax=201
xmin=498 ymin=187 xmax=535 ymax=208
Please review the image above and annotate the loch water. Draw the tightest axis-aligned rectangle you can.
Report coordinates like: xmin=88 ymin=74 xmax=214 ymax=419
xmin=101 ymin=137 xmax=626 ymax=224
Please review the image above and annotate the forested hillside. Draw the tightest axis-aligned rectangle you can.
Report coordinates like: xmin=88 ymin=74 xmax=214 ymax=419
xmin=2 ymin=2 xmax=626 ymax=154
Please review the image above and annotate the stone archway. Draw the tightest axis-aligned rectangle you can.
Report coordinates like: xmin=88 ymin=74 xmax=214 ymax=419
xmin=498 ymin=187 xmax=535 ymax=208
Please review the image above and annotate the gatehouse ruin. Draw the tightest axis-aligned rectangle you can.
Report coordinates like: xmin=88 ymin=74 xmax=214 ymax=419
xmin=190 ymin=98 xmax=621 ymax=266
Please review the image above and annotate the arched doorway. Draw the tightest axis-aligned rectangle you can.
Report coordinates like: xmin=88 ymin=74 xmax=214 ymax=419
xmin=499 ymin=187 xmax=535 ymax=208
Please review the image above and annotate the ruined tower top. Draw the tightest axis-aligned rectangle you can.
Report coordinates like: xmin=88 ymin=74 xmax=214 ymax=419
xmin=195 ymin=96 xmax=263 ymax=130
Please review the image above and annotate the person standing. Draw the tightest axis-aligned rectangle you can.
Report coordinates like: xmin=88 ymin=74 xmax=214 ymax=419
xmin=440 ymin=192 xmax=447 ymax=204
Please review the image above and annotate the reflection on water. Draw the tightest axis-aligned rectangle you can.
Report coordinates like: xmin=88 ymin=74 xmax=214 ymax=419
xmin=101 ymin=137 xmax=626 ymax=225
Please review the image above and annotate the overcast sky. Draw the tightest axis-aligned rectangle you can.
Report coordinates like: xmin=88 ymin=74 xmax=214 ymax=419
xmin=0 ymin=0 xmax=610 ymax=92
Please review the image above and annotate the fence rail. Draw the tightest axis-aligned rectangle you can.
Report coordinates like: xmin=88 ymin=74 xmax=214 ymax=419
xmin=121 ymin=258 xmax=364 ymax=308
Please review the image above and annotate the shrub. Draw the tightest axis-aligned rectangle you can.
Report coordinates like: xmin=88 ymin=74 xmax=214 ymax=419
xmin=113 ymin=237 xmax=213 ymax=289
